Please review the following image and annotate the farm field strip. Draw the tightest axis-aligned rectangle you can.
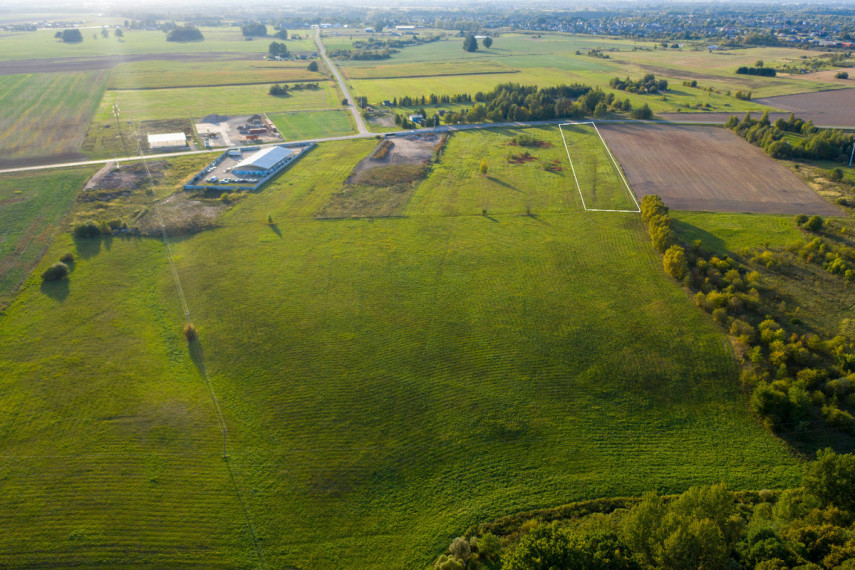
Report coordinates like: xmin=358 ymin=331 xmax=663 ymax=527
xmin=598 ymin=123 xmax=843 ymax=216
xmin=0 ymin=71 xmax=109 ymax=167
xmin=95 ymin=82 xmax=340 ymax=122
xmin=559 ymin=122 xmax=639 ymax=212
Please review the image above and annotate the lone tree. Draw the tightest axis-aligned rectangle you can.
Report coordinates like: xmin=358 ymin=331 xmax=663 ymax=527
xmin=463 ymin=34 xmax=478 ymax=52
xmin=307 ymin=61 xmax=319 ymax=71
xmin=274 ymin=29 xmax=288 ymax=40
xmin=114 ymin=28 xmax=123 ymax=38
xmin=482 ymin=36 xmax=493 ymax=48
xmin=60 ymin=29 xmax=83 ymax=43
xmin=479 ymin=158 xmax=488 ymax=174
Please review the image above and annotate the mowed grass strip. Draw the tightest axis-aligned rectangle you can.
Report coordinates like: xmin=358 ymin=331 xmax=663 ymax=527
xmin=0 ymin=168 xmax=95 ymax=308
xmin=108 ymin=59 xmax=328 ymax=90
xmin=0 ymin=71 xmax=109 ymax=166
xmin=559 ymin=123 xmax=638 ymax=211
xmin=268 ymin=110 xmax=355 ymax=140
xmin=170 ymin=137 xmax=797 ymax=567
xmin=0 ymin=233 xmax=255 ymax=566
xmin=406 ymin=127 xmax=578 ymax=216
xmin=95 ymin=82 xmax=339 ymax=122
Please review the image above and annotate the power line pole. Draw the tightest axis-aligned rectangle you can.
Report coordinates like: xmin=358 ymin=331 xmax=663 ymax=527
xmin=849 ymin=142 xmax=854 ymax=168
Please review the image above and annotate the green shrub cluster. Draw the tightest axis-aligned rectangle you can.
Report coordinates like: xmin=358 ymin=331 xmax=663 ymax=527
xmin=447 ymin=451 xmax=855 ymax=569
xmin=784 ymin=223 xmax=855 ymax=281
xmin=41 ymin=262 xmax=69 ymax=282
xmin=609 ymin=73 xmax=668 ymax=94
xmin=726 ymin=112 xmax=855 ymax=161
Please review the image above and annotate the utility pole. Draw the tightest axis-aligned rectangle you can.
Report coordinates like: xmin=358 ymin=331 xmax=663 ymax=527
xmin=849 ymin=142 xmax=854 ymax=168
xmin=113 ymin=103 xmax=130 ymax=157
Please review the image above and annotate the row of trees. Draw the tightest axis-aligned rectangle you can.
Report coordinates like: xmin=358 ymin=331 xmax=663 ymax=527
xmin=641 ymin=194 xmax=855 ymax=437
xmin=269 ymin=82 xmax=321 ymax=96
xmin=736 ymin=65 xmax=777 ymax=77
xmin=440 ymin=450 xmax=855 ymax=569
xmin=390 ymin=84 xmax=653 ymax=127
xmin=609 ymin=73 xmax=668 ymax=94
xmin=727 ymin=112 xmax=855 ymax=162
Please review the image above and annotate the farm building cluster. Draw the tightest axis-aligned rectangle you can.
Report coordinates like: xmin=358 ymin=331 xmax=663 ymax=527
xmin=195 ymin=114 xmax=282 ymax=148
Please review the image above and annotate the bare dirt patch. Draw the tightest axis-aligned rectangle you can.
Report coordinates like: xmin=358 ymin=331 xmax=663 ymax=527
xmin=136 ymin=192 xmax=226 ymax=235
xmin=598 ymin=123 xmax=842 ymax=216
xmin=84 ymin=161 xmax=165 ymax=196
xmin=318 ymin=133 xmax=445 ymax=218
xmin=753 ymin=89 xmax=855 ymax=128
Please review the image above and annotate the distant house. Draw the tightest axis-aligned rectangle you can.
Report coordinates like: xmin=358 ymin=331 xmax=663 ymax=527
xmin=232 ymin=146 xmax=297 ymax=176
xmin=408 ymin=114 xmax=424 ymax=124
xmin=147 ymin=132 xmax=187 ymax=150
xmin=382 ymin=100 xmax=392 ymax=106
xmin=365 ymin=27 xmax=375 ymax=33
xmin=396 ymin=25 xmax=416 ymax=30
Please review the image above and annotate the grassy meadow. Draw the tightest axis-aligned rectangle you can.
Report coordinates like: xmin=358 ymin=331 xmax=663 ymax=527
xmin=94 ymin=82 xmax=340 ymax=122
xmin=107 ymin=59 xmax=329 ymax=90
xmin=0 ymin=71 xmax=109 ymax=167
xmin=334 ymin=34 xmax=841 ymax=116
xmin=0 ymin=168 xmax=95 ymax=308
xmin=0 ymin=132 xmax=802 ymax=567
xmin=268 ymin=110 xmax=355 ymax=140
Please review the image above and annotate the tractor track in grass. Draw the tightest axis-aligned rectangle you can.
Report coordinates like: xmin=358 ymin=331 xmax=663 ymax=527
xmin=129 ymin=121 xmax=268 ymax=568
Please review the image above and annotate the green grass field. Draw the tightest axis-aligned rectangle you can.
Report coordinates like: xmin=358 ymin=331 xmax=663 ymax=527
xmin=0 ymin=72 xmax=108 ymax=167
xmin=268 ymin=110 xmax=355 ymax=140
xmin=108 ymin=59 xmax=329 ymax=90
xmin=334 ymin=34 xmax=840 ymax=116
xmin=558 ymin=123 xmax=638 ymax=211
xmin=0 ymin=133 xmax=800 ymax=567
xmin=94 ymin=82 xmax=340 ymax=122
xmin=0 ymin=168 xmax=95 ymax=308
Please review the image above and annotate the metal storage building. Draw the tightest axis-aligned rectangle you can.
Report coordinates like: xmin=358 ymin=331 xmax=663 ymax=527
xmin=232 ymin=146 xmax=298 ymax=176
xmin=147 ymin=132 xmax=188 ymax=150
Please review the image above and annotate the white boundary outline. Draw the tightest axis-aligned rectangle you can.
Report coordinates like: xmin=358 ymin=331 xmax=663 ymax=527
xmin=558 ymin=121 xmax=640 ymax=213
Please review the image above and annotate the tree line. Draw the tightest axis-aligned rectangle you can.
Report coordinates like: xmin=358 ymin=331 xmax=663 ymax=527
xmin=736 ymin=66 xmax=777 ymax=77
xmin=640 ymin=195 xmax=855 ymax=439
xmin=436 ymin=450 xmax=855 ymax=569
xmin=726 ymin=112 xmax=855 ymax=161
xmin=391 ymin=82 xmax=653 ymax=126
xmin=166 ymin=26 xmax=203 ymax=42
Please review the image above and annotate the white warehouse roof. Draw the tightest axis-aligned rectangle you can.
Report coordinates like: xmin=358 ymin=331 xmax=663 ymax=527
xmin=234 ymin=146 xmax=296 ymax=171
xmin=147 ymin=132 xmax=187 ymax=147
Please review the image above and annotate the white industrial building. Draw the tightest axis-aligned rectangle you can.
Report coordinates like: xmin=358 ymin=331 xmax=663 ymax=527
xmin=232 ymin=146 xmax=297 ymax=176
xmin=147 ymin=132 xmax=188 ymax=150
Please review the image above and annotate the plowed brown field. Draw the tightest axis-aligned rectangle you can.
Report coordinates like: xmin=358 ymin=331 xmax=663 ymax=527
xmin=598 ymin=123 xmax=842 ymax=215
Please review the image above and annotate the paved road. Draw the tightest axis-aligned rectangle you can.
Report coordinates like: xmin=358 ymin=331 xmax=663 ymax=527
xmin=314 ymin=28 xmax=369 ymax=135
xmin=3 ymin=117 xmax=850 ymax=176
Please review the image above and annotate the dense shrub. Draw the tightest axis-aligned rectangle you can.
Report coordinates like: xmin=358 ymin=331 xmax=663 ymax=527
xmin=663 ymin=245 xmax=687 ymax=279
xmin=183 ymin=323 xmax=198 ymax=341
xmin=630 ymin=103 xmax=653 ymax=120
xmin=72 ymin=220 xmax=101 ymax=238
xmin=307 ymin=61 xmax=319 ymax=71
xmin=42 ymin=262 xmax=69 ymax=281
xmin=59 ymin=252 xmax=74 ymax=264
